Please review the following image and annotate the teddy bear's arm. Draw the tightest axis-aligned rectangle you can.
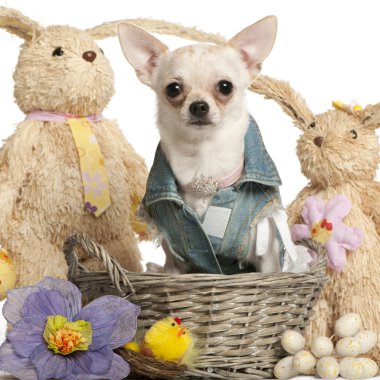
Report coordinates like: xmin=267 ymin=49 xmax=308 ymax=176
xmin=362 ymin=181 xmax=380 ymax=234
xmin=286 ymin=187 xmax=313 ymax=227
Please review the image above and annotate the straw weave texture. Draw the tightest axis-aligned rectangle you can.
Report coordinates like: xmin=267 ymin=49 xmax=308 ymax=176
xmin=64 ymin=234 xmax=328 ymax=379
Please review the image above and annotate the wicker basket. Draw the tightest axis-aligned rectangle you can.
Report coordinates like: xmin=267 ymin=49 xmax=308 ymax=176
xmin=64 ymin=234 xmax=329 ymax=379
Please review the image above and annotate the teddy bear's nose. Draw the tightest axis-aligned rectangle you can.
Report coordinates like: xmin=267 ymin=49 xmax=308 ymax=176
xmin=82 ymin=51 xmax=97 ymax=63
xmin=314 ymin=136 xmax=324 ymax=148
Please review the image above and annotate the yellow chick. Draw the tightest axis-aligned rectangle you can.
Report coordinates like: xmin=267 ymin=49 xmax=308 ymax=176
xmin=126 ymin=316 xmax=194 ymax=364
xmin=0 ymin=248 xmax=16 ymax=301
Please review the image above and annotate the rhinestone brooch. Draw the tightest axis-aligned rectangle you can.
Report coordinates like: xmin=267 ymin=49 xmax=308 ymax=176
xmin=188 ymin=175 xmax=219 ymax=196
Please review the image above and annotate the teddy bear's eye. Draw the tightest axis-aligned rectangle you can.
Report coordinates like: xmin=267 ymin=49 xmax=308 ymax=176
xmin=309 ymin=122 xmax=316 ymax=128
xmin=52 ymin=47 xmax=64 ymax=57
xmin=171 ymin=322 xmax=176 ymax=327
xmin=350 ymin=130 xmax=358 ymax=139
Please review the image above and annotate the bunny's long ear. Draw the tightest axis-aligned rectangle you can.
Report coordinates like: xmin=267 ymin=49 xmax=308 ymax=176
xmin=87 ymin=18 xmax=225 ymax=45
xmin=362 ymin=103 xmax=380 ymax=130
xmin=249 ymin=75 xmax=315 ymax=131
xmin=0 ymin=6 xmax=42 ymax=41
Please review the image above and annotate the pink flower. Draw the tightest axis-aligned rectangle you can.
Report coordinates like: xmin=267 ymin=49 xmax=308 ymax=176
xmin=291 ymin=195 xmax=364 ymax=272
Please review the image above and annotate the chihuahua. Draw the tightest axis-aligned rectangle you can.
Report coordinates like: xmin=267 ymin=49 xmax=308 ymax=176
xmin=118 ymin=18 xmax=308 ymax=274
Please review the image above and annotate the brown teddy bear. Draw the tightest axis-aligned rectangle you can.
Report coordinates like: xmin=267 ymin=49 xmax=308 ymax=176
xmin=0 ymin=7 xmax=151 ymax=286
xmin=250 ymin=75 xmax=380 ymax=362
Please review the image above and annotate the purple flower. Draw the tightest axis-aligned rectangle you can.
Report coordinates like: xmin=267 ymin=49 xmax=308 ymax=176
xmin=85 ymin=202 xmax=98 ymax=214
xmin=0 ymin=277 xmax=139 ymax=380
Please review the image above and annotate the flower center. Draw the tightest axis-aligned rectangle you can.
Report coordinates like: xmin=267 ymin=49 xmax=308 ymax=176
xmin=49 ymin=327 xmax=85 ymax=355
xmin=43 ymin=315 xmax=92 ymax=355
xmin=311 ymin=218 xmax=333 ymax=244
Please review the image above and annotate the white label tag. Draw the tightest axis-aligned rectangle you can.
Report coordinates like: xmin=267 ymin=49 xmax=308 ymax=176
xmin=201 ymin=206 xmax=232 ymax=239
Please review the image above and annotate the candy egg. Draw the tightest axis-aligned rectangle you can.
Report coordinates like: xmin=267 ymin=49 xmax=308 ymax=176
xmin=335 ymin=337 xmax=361 ymax=357
xmin=316 ymin=356 xmax=340 ymax=379
xmin=281 ymin=330 xmax=305 ymax=354
xmin=358 ymin=357 xmax=379 ymax=378
xmin=0 ymin=248 xmax=16 ymax=301
xmin=339 ymin=357 xmax=366 ymax=379
xmin=334 ymin=313 xmax=362 ymax=338
xmin=311 ymin=336 xmax=334 ymax=358
xmin=273 ymin=356 xmax=299 ymax=379
xmin=354 ymin=330 xmax=378 ymax=354
xmin=293 ymin=350 xmax=316 ymax=374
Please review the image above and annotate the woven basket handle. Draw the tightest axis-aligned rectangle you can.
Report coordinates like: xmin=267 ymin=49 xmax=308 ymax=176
xmin=63 ymin=233 xmax=135 ymax=298
xmin=295 ymin=238 xmax=326 ymax=272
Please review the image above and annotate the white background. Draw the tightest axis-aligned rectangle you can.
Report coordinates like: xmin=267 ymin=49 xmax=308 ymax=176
xmin=1 ymin=0 xmax=380 ymax=379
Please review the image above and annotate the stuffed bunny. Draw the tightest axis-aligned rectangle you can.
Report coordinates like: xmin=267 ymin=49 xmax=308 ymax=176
xmin=0 ymin=7 xmax=225 ymax=287
xmin=0 ymin=7 xmax=152 ymax=286
xmin=250 ymin=75 xmax=380 ymax=361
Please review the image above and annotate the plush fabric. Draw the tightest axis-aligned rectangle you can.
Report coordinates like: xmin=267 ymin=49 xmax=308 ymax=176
xmin=251 ymin=75 xmax=380 ymax=363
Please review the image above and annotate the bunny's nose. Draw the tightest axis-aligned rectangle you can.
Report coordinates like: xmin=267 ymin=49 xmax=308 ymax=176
xmin=82 ymin=51 xmax=97 ymax=62
xmin=314 ymin=136 xmax=324 ymax=148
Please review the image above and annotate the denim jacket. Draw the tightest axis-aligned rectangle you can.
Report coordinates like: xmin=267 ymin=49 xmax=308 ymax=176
xmin=142 ymin=116 xmax=282 ymax=274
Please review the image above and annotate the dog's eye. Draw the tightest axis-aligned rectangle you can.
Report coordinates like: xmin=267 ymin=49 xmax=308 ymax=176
xmin=52 ymin=47 xmax=64 ymax=57
xmin=309 ymin=122 xmax=316 ymax=128
xmin=100 ymin=48 xmax=105 ymax=55
xmin=350 ymin=129 xmax=358 ymax=139
xmin=217 ymin=80 xmax=233 ymax=95
xmin=166 ymin=82 xmax=182 ymax=98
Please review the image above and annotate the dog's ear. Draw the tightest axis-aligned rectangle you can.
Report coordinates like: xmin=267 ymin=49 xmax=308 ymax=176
xmin=228 ymin=16 xmax=277 ymax=79
xmin=118 ymin=22 xmax=168 ymax=86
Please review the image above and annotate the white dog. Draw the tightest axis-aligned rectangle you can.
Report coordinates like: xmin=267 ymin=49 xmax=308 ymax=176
xmin=118 ymin=18 xmax=309 ymax=274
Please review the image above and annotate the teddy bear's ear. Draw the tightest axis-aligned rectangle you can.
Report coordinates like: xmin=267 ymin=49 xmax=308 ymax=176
xmin=250 ymin=74 xmax=315 ymax=131
xmin=87 ymin=18 xmax=226 ymax=45
xmin=362 ymin=103 xmax=380 ymax=130
xmin=0 ymin=6 xmax=42 ymax=41
xmin=86 ymin=21 xmax=119 ymax=40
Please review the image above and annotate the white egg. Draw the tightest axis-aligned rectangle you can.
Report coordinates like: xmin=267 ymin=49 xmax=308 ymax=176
xmin=335 ymin=337 xmax=361 ymax=357
xmin=281 ymin=330 xmax=305 ymax=354
xmin=354 ymin=330 xmax=378 ymax=354
xmin=274 ymin=356 xmax=299 ymax=379
xmin=334 ymin=313 xmax=362 ymax=338
xmin=339 ymin=357 xmax=366 ymax=379
xmin=311 ymin=336 xmax=334 ymax=358
xmin=316 ymin=356 xmax=340 ymax=379
xmin=358 ymin=357 xmax=379 ymax=378
xmin=293 ymin=350 xmax=316 ymax=374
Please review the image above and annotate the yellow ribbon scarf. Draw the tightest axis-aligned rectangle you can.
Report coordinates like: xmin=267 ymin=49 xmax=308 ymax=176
xmin=26 ymin=112 xmax=111 ymax=217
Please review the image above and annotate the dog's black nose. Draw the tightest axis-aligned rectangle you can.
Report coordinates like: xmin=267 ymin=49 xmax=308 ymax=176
xmin=189 ymin=101 xmax=209 ymax=117
xmin=82 ymin=51 xmax=97 ymax=62
xmin=314 ymin=136 xmax=324 ymax=148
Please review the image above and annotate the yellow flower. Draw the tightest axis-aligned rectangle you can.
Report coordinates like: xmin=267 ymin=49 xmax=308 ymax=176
xmin=43 ymin=315 xmax=92 ymax=355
